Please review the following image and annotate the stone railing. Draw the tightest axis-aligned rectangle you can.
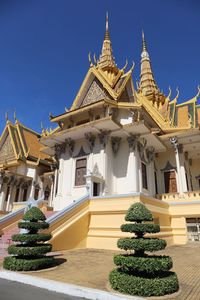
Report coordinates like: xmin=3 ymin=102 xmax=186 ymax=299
xmin=157 ymin=190 xmax=200 ymax=202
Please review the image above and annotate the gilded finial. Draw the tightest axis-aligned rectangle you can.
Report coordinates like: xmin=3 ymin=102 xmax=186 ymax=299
xmin=49 ymin=112 xmax=53 ymax=120
xmin=65 ymin=107 xmax=69 ymax=112
xmin=142 ymin=29 xmax=147 ymax=52
xmin=105 ymin=12 xmax=110 ymax=40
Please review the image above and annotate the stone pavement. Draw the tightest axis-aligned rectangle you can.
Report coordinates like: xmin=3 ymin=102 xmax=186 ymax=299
xmin=1 ymin=243 xmax=200 ymax=299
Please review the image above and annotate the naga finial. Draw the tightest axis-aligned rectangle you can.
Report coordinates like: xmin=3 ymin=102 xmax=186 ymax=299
xmin=167 ymin=86 xmax=172 ymax=100
xmin=122 ymin=59 xmax=128 ymax=72
xmin=5 ymin=112 xmax=8 ymax=122
xmin=130 ymin=61 xmax=135 ymax=72
xmin=93 ymin=53 xmax=97 ymax=65
xmin=196 ymin=85 xmax=200 ymax=98
xmin=65 ymin=107 xmax=69 ymax=112
xmin=14 ymin=111 xmax=17 ymax=122
xmin=88 ymin=52 xmax=93 ymax=66
xmin=175 ymin=87 xmax=179 ymax=99
xmin=49 ymin=112 xmax=53 ymax=119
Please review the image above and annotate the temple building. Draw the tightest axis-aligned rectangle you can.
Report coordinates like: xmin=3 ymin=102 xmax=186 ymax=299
xmin=1 ymin=15 xmax=200 ymax=250
xmin=0 ymin=117 xmax=53 ymax=212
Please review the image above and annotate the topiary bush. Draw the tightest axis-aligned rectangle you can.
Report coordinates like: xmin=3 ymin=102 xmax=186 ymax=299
xmin=3 ymin=206 xmax=55 ymax=271
xmin=109 ymin=202 xmax=179 ymax=297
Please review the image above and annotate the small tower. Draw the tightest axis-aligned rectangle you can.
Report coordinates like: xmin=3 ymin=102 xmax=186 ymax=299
xmin=139 ymin=31 xmax=159 ymax=96
xmin=138 ymin=31 xmax=165 ymax=108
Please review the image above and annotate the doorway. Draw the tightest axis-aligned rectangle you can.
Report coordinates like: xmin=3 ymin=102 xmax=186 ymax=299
xmin=164 ymin=170 xmax=177 ymax=193
xmin=93 ymin=182 xmax=100 ymax=197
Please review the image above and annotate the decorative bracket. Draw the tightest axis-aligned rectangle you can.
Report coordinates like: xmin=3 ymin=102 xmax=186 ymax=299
xmin=111 ymin=137 xmax=121 ymax=155
xmin=127 ymin=134 xmax=140 ymax=151
xmin=65 ymin=138 xmax=75 ymax=157
xmin=98 ymin=130 xmax=111 ymax=148
xmin=146 ymin=146 xmax=155 ymax=163
xmin=85 ymin=133 xmax=96 ymax=152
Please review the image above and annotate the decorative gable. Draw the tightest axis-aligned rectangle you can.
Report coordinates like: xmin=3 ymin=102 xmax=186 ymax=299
xmin=80 ymin=78 xmax=111 ymax=107
xmin=0 ymin=133 xmax=16 ymax=162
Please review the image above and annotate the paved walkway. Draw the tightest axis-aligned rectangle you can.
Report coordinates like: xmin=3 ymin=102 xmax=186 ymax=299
xmin=1 ymin=243 xmax=200 ymax=299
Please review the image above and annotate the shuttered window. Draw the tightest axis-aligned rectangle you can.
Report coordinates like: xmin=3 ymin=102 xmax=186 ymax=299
xmin=75 ymin=158 xmax=87 ymax=186
xmin=142 ymin=162 xmax=148 ymax=190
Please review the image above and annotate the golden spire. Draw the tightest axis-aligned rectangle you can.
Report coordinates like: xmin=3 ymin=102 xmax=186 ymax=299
xmin=139 ymin=30 xmax=159 ymax=97
xmin=142 ymin=30 xmax=147 ymax=52
xmin=98 ymin=12 xmax=116 ymax=70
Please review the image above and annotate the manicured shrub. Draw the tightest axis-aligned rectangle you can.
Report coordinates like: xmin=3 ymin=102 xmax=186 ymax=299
xmin=3 ymin=256 xmax=55 ymax=271
xmin=109 ymin=202 xmax=179 ymax=297
xmin=3 ymin=207 xmax=55 ymax=271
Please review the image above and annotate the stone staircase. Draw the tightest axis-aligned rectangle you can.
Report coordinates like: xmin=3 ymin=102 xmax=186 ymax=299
xmin=0 ymin=210 xmax=57 ymax=260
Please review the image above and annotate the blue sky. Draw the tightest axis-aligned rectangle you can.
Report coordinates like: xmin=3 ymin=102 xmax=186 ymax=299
xmin=0 ymin=0 xmax=199 ymax=133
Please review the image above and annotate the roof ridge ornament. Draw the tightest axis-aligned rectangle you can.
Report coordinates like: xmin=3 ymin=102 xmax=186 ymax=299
xmin=196 ymin=85 xmax=200 ymax=98
xmin=175 ymin=87 xmax=179 ymax=99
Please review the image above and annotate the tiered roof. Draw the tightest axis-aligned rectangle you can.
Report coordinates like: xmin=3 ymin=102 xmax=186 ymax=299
xmin=0 ymin=118 xmax=51 ymax=168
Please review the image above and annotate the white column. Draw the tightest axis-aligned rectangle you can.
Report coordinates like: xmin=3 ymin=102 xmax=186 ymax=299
xmin=170 ymin=137 xmax=187 ymax=193
xmin=148 ymin=160 xmax=156 ymax=196
xmin=30 ymin=169 xmax=37 ymax=198
xmin=127 ymin=135 xmax=140 ymax=193
xmin=99 ymin=130 xmax=110 ymax=195
xmin=6 ymin=185 xmax=13 ymax=212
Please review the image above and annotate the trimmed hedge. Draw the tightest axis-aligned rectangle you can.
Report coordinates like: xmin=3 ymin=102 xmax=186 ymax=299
xmin=12 ymin=233 xmax=52 ymax=243
xmin=121 ymin=223 xmax=160 ymax=234
xmin=125 ymin=202 xmax=153 ymax=222
xmin=114 ymin=254 xmax=173 ymax=273
xmin=3 ymin=256 xmax=55 ymax=271
xmin=109 ymin=202 xmax=179 ymax=297
xmin=117 ymin=237 xmax=167 ymax=252
xmin=109 ymin=269 xmax=179 ymax=297
xmin=3 ymin=207 xmax=55 ymax=272
xmin=18 ymin=221 xmax=49 ymax=231
xmin=23 ymin=207 xmax=46 ymax=222
xmin=8 ymin=244 xmax=52 ymax=256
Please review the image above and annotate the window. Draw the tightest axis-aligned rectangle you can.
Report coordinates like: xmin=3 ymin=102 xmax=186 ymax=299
xmin=44 ymin=186 xmax=51 ymax=200
xmin=142 ymin=162 xmax=148 ymax=190
xmin=15 ymin=187 xmax=20 ymax=202
xmin=154 ymin=171 xmax=158 ymax=194
xmin=75 ymin=158 xmax=87 ymax=186
xmin=22 ymin=188 xmax=28 ymax=202
xmin=34 ymin=188 xmax=40 ymax=200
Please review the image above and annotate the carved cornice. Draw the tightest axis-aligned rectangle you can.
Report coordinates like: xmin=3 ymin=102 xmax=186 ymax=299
xmin=111 ymin=137 xmax=121 ymax=155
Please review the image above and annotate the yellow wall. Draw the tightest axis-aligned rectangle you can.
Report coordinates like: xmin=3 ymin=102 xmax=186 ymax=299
xmin=48 ymin=195 xmax=178 ymax=251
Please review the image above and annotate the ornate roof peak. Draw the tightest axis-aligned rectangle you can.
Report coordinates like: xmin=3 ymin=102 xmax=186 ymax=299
xmin=139 ymin=31 xmax=160 ymax=98
xmin=97 ymin=13 xmax=117 ymax=71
